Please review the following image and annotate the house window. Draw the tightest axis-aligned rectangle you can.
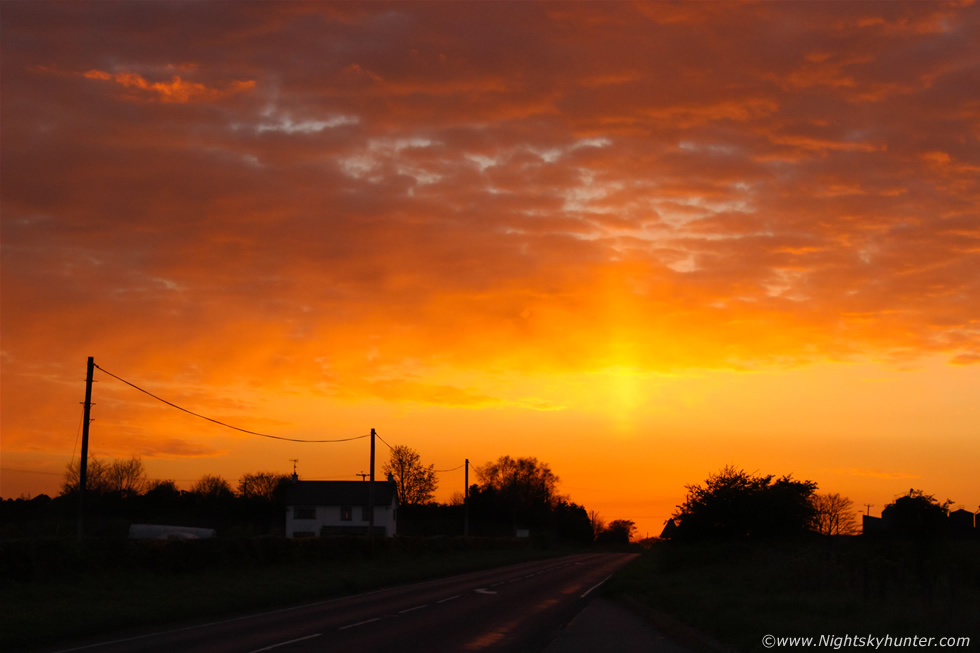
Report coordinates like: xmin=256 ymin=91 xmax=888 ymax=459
xmin=361 ymin=506 xmax=370 ymax=522
xmin=294 ymin=507 xmax=315 ymax=520
xmin=340 ymin=506 xmax=353 ymax=521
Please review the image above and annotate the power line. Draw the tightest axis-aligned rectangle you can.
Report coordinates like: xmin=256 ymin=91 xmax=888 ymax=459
xmin=372 ymin=432 xmax=458 ymax=471
xmin=69 ymin=402 xmax=86 ymax=467
xmin=0 ymin=467 xmax=66 ymax=477
xmin=434 ymin=464 xmax=464 ymax=473
xmin=94 ymin=364 xmax=369 ymax=444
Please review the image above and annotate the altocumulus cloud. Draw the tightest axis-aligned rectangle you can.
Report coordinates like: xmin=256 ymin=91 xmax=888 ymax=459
xmin=1 ymin=1 xmax=978 ymax=459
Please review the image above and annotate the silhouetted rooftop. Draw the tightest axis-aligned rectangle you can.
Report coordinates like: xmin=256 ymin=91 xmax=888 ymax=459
xmin=285 ymin=480 xmax=397 ymax=506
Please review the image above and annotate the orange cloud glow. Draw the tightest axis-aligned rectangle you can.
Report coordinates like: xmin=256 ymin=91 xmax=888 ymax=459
xmin=2 ymin=2 xmax=978 ymax=536
xmin=82 ymin=69 xmax=256 ymax=103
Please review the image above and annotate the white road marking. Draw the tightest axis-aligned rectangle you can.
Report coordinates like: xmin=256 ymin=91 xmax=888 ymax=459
xmin=339 ymin=618 xmax=381 ymax=631
xmin=437 ymin=595 xmax=461 ymax=603
xmin=580 ymin=574 xmax=613 ymax=598
xmin=48 ymin=583 xmax=395 ymax=652
xmin=474 ymin=588 xmax=497 ymax=595
xmin=398 ymin=604 xmax=429 ymax=614
xmin=247 ymin=634 xmax=321 ymax=652
xmin=48 ymin=556 xmax=590 ymax=652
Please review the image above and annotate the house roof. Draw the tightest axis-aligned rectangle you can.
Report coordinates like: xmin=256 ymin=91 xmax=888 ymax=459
xmin=286 ymin=480 xmax=398 ymax=507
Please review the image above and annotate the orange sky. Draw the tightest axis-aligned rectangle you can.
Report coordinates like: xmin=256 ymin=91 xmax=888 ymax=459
xmin=2 ymin=1 xmax=979 ymax=538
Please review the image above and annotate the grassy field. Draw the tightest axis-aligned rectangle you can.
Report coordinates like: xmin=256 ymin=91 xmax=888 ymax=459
xmin=604 ymin=538 xmax=980 ymax=653
xmin=0 ymin=537 xmax=563 ymax=651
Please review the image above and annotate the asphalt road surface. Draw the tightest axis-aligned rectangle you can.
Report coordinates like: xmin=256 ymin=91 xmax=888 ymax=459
xmin=45 ymin=552 xmax=638 ymax=653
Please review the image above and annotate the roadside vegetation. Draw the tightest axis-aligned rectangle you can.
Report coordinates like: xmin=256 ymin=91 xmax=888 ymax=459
xmin=6 ymin=453 xmax=629 ymax=543
xmin=1 ymin=452 xmax=637 ymax=650
xmin=0 ymin=535 xmax=564 ymax=650
xmin=606 ymin=538 xmax=980 ymax=652
xmin=606 ymin=467 xmax=980 ymax=652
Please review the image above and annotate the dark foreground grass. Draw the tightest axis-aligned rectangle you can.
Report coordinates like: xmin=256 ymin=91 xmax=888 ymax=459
xmin=0 ymin=540 xmax=563 ymax=651
xmin=604 ymin=538 xmax=980 ymax=653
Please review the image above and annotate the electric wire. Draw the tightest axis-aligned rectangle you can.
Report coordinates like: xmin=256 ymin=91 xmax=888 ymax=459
xmin=374 ymin=431 xmax=394 ymax=450
xmin=69 ymin=403 xmax=86 ymax=468
xmin=374 ymin=432 xmax=458 ymax=471
xmin=0 ymin=468 xmax=67 ymax=477
xmin=433 ymin=464 xmax=464 ymax=473
xmin=93 ymin=364 xmax=369 ymax=444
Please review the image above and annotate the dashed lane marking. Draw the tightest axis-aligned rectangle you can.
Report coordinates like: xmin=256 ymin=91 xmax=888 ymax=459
xmin=247 ymin=634 xmax=321 ymax=652
xmin=338 ymin=618 xmax=381 ymax=631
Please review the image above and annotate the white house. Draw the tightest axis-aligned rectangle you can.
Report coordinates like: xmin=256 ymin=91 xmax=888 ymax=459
xmin=285 ymin=477 xmax=398 ymax=538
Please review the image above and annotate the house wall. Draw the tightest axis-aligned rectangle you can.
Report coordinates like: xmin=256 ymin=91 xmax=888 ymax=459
xmin=286 ymin=504 xmax=396 ymax=538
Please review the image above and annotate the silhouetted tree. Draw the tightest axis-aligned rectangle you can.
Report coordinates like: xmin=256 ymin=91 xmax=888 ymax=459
xmin=383 ymin=445 xmax=438 ymax=506
xmin=883 ymin=489 xmax=952 ymax=539
xmin=62 ymin=457 xmax=106 ymax=495
xmin=589 ymin=510 xmax=606 ymax=542
xmin=191 ymin=474 xmax=234 ymax=500
xmin=476 ymin=456 xmax=560 ymax=507
xmin=469 ymin=456 xmax=565 ymax=535
xmin=105 ymin=457 xmax=148 ymax=497
xmin=61 ymin=456 xmax=147 ymax=497
xmin=142 ymin=479 xmax=182 ymax=507
xmin=549 ymin=499 xmax=594 ymax=544
xmin=237 ymin=472 xmax=289 ymax=500
xmin=672 ymin=466 xmax=818 ymax=540
xmin=596 ymin=519 xmax=636 ymax=544
xmin=812 ymin=492 xmax=859 ymax=536
xmin=135 ymin=479 xmax=187 ymax=523
xmin=147 ymin=479 xmax=180 ymax=495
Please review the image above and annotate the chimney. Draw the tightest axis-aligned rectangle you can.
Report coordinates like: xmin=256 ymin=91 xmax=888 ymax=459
xmin=387 ymin=472 xmax=395 ymax=483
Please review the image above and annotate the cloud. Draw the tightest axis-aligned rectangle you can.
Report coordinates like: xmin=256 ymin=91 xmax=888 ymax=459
xmin=832 ymin=468 xmax=923 ymax=481
xmin=949 ymin=352 xmax=980 ymax=366
xmin=139 ymin=439 xmax=229 ymax=459
xmin=252 ymin=114 xmax=359 ymax=134
xmin=1 ymin=0 xmax=979 ymax=451
xmin=82 ymin=69 xmax=256 ymax=103
xmin=336 ymin=378 xmax=504 ymax=408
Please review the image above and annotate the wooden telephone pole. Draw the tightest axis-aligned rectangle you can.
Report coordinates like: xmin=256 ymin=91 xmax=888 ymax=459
xmin=368 ymin=428 xmax=376 ymax=537
xmin=464 ymin=459 xmax=470 ymax=537
xmin=77 ymin=356 xmax=95 ymax=544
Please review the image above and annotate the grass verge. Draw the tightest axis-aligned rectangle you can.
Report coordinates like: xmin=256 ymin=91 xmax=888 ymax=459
xmin=1 ymin=539 xmax=563 ymax=651
xmin=604 ymin=538 xmax=980 ymax=653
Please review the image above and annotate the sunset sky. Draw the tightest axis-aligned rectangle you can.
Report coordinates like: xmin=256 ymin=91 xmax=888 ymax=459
xmin=2 ymin=1 xmax=978 ymax=538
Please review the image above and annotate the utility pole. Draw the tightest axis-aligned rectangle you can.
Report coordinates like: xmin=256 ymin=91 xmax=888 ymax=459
xmin=368 ymin=428 xmax=376 ymax=538
xmin=77 ymin=356 xmax=95 ymax=544
xmin=864 ymin=503 xmax=874 ymax=516
xmin=464 ymin=458 xmax=469 ymax=537
xmin=356 ymin=472 xmax=370 ymax=481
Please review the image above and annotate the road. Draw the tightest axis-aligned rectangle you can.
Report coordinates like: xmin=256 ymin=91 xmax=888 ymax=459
xmin=45 ymin=552 xmax=638 ymax=653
